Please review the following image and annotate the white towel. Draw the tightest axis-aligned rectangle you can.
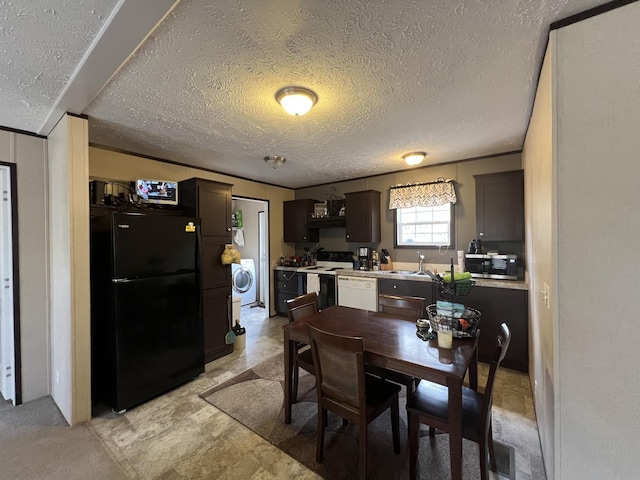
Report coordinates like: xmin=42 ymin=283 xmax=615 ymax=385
xmin=233 ymin=228 xmax=245 ymax=246
xmin=306 ymin=273 xmax=320 ymax=294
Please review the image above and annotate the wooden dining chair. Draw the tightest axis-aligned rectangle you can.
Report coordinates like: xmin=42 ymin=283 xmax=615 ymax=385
xmin=368 ymin=294 xmax=426 ymax=399
xmin=306 ymin=323 xmax=401 ymax=480
xmin=286 ymin=292 xmax=319 ymax=402
xmin=378 ymin=294 xmax=426 ymax=320
xmin=406 ymin=323 xmax=511 ymax=480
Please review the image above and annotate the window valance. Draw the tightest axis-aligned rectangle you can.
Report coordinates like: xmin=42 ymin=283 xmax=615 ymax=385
xmin=389 ymin=178 xmax=457 ymax=209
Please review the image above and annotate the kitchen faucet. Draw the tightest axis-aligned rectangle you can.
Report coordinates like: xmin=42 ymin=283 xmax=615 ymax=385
xmin=417 ymin=251 xmax=425 ymax=273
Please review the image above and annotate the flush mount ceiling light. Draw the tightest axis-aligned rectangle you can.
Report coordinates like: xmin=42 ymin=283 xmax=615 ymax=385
xmin=264 ymin=155 xmax=286 ymax=169
xmin=402 ymin=151 xmax=427 ymax=166
xmin=275 ymin=86 xmax=317 ymax=116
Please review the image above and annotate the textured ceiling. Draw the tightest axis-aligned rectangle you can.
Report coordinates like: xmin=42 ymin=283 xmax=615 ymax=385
xmin=2 ymin=0 xmax=610 ymax=188
xmin=0 ymin=0 xmax=118 ymax=131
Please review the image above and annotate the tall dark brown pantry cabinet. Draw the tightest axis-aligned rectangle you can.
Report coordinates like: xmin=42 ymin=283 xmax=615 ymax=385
xmin=180 ymin=178 xmax=234 ymax=363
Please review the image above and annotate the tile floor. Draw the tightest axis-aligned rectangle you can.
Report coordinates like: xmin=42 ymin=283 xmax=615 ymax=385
xmin=88 ymin=306 xmax=546 ymax=480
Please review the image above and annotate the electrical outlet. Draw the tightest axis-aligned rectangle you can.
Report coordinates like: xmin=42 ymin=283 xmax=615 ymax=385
xmin=541 ymin=283 xmax=551 ymax=309
xmin=55 ymin=370 xmax=60 ymax=385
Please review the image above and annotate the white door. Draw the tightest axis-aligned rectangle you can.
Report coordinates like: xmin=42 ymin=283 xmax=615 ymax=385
xmin=258 ymin=210 xmax=267 ymax=308
xmin=0 ymin=165 xmax=15 ymax=403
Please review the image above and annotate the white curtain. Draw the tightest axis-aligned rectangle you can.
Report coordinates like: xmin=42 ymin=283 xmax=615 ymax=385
xmin=389 ymin=178 xmax=457 ymax=209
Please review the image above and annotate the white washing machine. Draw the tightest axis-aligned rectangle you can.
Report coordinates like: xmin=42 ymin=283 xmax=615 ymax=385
xmin=232 ymin=259 xmax=257 ymax=306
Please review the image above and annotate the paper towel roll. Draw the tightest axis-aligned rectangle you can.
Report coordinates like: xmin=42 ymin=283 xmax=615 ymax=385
xmin=457 ymin=250 xmax=465 ymax=272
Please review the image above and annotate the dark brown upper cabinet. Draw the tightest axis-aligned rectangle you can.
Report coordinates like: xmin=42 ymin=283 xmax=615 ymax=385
xmin=474 ymin=170 xmax=524 ymax=242
xmin=283 ymin=199 xmax=320 ymax=243
xmin=345 ymin=190 xmax=381 ymax=243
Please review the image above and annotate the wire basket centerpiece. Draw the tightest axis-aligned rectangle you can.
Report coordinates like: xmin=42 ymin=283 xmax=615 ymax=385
xmin=436 ymin=271 xmax=475 ymax=297
xmin=426 ymin=301 xmax=481 ymax=338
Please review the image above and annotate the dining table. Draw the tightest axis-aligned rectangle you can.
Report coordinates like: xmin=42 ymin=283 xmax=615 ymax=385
xmin=282 ymin=304 xmax=478 ymax=480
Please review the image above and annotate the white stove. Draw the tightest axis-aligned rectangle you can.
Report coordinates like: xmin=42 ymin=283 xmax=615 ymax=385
xmin=297 ymin=251 xmax=354 ymax=309
xmin=298 ymin=250 xmax=354 ymax=275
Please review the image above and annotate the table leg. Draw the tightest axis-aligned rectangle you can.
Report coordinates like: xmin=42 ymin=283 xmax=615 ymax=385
xmin=448 ymin=378 xmax=463 ymax=480
xmin=284 ymin=333 xmax=294 ymax=424
xmin=469 ymin=345 xmax=478 ymax=391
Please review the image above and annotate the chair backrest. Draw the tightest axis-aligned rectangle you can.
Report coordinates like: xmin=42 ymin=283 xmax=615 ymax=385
xmin=378 ymin=294 xmax=425 ymax=320
xmin=306 ymin=323 xmax=366 ymax=417
xmin=286 ymin=292 xmax=319 ymax=323
xmin=481 ymin=323 xmax=511 ymax=428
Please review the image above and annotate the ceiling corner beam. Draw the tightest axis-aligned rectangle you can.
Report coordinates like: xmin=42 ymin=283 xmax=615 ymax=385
xmin=37 ymin=0 xmax=180 ymax=136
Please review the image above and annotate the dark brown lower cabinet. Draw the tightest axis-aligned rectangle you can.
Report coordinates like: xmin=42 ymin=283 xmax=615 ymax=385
xmin=377 ymin=279 xmax=529 ymax=372
xmin=203 ymin=287 xmax=233 ymax=362
xmin=274 ymin=270 xmax=304 ymax=316
xmin=378 ymin=278 xmax=434 ymax=306
xmin=461 ymin=286 xmax=529 ymax=372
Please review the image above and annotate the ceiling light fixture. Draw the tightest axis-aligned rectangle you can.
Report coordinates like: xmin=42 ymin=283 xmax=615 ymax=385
xmin=264 ymin=155 xmax=286 ymax=169
xmin=275 ymin=86 xmax=317 ymax=116
xmin=402 ymin=151 xmax=427 ymax=166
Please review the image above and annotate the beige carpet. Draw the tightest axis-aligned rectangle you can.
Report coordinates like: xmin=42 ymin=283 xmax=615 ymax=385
xmin=201 ymin=354 xmax=515 ymax=480
xmin=0 ymin=396 xmax=128 ymax=480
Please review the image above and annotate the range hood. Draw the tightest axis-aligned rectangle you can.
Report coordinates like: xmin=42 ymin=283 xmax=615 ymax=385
xmin=305 ymin=217 xmax=346 ymax=229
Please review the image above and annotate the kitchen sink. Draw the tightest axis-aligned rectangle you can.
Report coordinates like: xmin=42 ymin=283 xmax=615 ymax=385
xmin=380 ymin=269 xmax=434 ymax=277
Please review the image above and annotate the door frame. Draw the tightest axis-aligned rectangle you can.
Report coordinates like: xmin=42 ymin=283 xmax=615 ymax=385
xmin=0 ymin=161 xmax=21 ymax=405
xmin=231 ymin=195 xmax=270 ymax=315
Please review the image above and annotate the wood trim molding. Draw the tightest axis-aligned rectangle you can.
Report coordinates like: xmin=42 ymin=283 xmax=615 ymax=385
xmin=550 ymin=0 xmax=638 ymax=30
xmin=0 ymin=160 xmax=22 ymax=405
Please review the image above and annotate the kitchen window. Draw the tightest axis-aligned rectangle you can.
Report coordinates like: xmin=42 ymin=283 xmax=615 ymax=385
xmin=395 ymin=203 xmax=454 ymax=248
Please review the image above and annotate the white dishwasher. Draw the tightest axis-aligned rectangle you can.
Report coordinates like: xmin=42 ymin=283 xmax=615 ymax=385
xmin=337 ymin=276 xmax=378 ymax=312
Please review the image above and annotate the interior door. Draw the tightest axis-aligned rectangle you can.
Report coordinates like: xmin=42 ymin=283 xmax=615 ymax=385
xmin=258 ymin=209 xmax=268 ymax=310
xmin=0 ymin=165 xmax=15 ymax=403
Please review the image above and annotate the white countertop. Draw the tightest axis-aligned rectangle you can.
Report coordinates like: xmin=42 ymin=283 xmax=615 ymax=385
xmin=275 ymin=265 xmax=529 ymax=291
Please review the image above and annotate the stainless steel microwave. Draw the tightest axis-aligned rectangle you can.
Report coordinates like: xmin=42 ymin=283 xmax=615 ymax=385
xmin=465 ymin=254 xmax=519 ymax=280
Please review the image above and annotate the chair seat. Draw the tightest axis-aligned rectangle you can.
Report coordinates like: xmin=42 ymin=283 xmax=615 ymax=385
xmin=296 ymin=348 xmax=314 ymax=374
xmin=407 ymin=380 xmax=484 ymax=431
xmin=365 ymin=374 xmax=401 ymax=414
xmin=366 ymin=365 xmax=415 ymax=390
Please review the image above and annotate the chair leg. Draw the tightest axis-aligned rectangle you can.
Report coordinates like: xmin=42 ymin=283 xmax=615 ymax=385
xmin=292 ymin=364 xmax=299 ymax=402
xmin=488 ymin=423 xmax=497 ymax=471
xmin=479 ymin=434 xmax=488 ymax=480
xmin=408 ymin=410 xmax=419 ymax=480
xmin=359 ymin=421 xmax=368 ymax=480
xmin=390 ymin=396 xmax=400 ymax=454
xmin=316 ymin=407 xmax=326 ymax=463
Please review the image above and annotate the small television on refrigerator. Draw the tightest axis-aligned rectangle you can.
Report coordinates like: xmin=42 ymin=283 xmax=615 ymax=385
xmin=135 ymin=179 xmax=179 ymax=205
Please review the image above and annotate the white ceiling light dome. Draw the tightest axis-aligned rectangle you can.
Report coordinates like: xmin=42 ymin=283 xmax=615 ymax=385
xmin=264 ymin=155 xmax=286 ymax=169
xmin=275 ymin=86 xmax=318 ymax=116
xmin=402 ymin=152 xmax=427 ymax=166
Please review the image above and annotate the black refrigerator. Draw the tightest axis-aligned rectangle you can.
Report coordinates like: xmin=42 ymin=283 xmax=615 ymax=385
xmin=90 ymin=211 xmax=204 ymax=412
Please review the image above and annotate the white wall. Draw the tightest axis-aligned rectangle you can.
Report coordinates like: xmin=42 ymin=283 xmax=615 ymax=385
xmin=0 ymin=131 xmax=49 ymax=403
xmin=523 ymin=4 xmax=640 ymax=479
xmin=555 ymin=5 xmax=640 ymax=478
xmin=48 ymin=115 xmax=91 ymax=424
xmin=232 ymin=198 xmax=262 ymax=263
xmin=522 ymin=38 xmax=556 ymax=480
